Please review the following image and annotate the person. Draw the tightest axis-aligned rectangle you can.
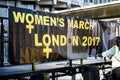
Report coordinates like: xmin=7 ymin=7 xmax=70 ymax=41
xmin=101 ymin=37 xmax=120 ymax=80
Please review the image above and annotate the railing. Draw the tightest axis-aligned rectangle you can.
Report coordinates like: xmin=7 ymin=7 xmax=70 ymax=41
xmin=83 ymin=0 xmax=119 ymax=6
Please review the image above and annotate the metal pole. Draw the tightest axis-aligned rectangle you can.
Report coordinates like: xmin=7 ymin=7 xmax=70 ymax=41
xmin=52 ymin=72 xmax=55 ymax=80
xmin=72 ymin=75 xmax=76 ymax=80
xmin=32 ymin=62 xmax=36 ymax=71
xmin=69 ymin=60 xmax=72 ymax=67
xmin=0 ymin=19 xmax=4 ymax=67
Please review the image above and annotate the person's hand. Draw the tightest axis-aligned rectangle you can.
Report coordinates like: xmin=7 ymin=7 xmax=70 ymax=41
xmin=96 ymin=54 xmax=103 ymax=58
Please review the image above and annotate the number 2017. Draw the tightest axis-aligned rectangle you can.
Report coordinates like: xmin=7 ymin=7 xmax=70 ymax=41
xmin=82 ymin=36 xmax=100 ymax=46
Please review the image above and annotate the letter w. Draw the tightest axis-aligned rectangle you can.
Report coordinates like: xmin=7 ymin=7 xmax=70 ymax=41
xmin=12 ymin=11 xmax=25 ymax=23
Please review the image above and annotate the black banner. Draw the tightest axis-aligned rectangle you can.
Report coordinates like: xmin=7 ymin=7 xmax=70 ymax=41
xmin=9 ymin=7 xmax=117 ymax=64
